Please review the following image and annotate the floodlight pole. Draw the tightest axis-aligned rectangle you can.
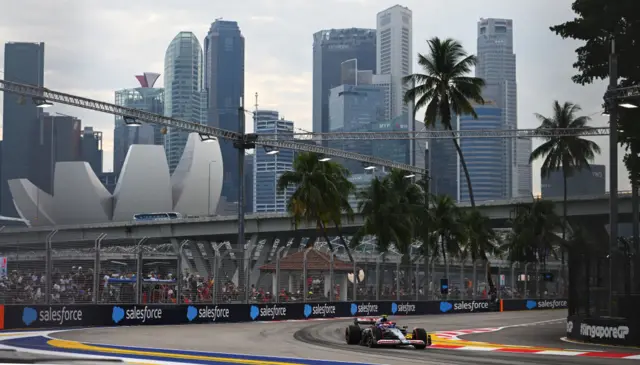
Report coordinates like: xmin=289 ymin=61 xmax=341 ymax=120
xmin=608 ymin=38 xmax=618 ymax=316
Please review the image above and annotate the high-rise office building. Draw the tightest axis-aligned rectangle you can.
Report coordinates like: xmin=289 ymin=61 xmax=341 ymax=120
xmin=253 ymin=110 xmax=294 ymax=213
xmin=476 ymin=18 xmax=518 ymax=197
xmin=376 ymin=5 xmax=414 ymax=164
xmin=37 ymin=113 xmax=82 ymax=195
xmin=328 ymin=84 xmax=385 ymax=172
xmin=516 ymin=137 xmax=533 ymax=197
xmin=541 ymin=164 xmax=605 ymax=198
xmin=114 ymin=73 xmax=164 ymax=176
xmin=81 ymin=127 xmax=103 ymax=176
xmin=312 ymin=28 xmax=376 ymax=138
xmin=164 ymin=32 xmax=206 ymax=174
xmin=372 ymin=114 xmax=410 ymax=165
xmin=204 ymin=20 xmax=245 ymax=203
xmin=427 ymin=118 xmax=458 ymax=199
xmin=459 ymin=102 xmax=506 ymax=202
xmin=1 ymin=42 xmax=45 ymax=216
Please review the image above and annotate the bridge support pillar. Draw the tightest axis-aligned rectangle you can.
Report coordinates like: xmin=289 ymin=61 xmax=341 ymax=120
xmin=188 ymin=241 xmax=209 ymax=278
xmin=171 ymin=238 xmax=196 ymax=274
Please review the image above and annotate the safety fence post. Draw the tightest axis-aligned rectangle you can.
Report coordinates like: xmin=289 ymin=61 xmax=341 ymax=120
xmin=92 ymin=233 xmax=107 ymax=304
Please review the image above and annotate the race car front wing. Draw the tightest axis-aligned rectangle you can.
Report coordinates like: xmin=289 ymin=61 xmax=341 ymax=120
xmin=376 ymin=339 xmax=426 ymax=346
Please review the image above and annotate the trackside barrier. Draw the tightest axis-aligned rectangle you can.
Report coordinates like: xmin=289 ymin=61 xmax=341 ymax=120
xmin=0 ymin=298 xmax=567 ymax=330
xmin=567 ymin=315 xmax=636 ymax=347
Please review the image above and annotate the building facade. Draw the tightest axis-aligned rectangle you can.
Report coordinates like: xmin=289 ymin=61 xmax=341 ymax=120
xmin=328 ymin=84 xmax=385 ymax=173
xmin=347 ymin=170 xmax=388 ymax=210
xmin=312 ymin=28 xmax=376 ymax=138
xmin=164 ymin=32 xmax=206 ymax=174
xmin=1 ymin=42 xmax=45 ymax=216
xmin=541 ymin=164 xmax=605 ymax=199
xmin=476 ymin=18 xmax=518 ymax=198
xmin=81 ymin=127 xmax=103 ymax=176
xmin=253 ymin=110 xmax=294 ymax=213
xmin=372 ymin=114 xmax=410 ymax=165
xmin=459 ymin=102 xmax=506 ymax=202
xmin=428 ymin=117 xmax=458 ymax=200
xmin=204 ymin=20 xmax=245 ymax=203
xmin=114 ymin=73 xmax=164 ymax=176
xmin=376 ymin=5 xmax=414 ymax=165
xmin=516 ymin=137 xmax=533 ymax=197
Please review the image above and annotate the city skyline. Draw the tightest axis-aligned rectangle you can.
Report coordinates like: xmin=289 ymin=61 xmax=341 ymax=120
xmin=0 ymin=1 xmax=621 ymax=194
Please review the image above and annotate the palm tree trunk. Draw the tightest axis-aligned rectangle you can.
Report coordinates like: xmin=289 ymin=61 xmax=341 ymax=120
xmin=486 ymin=259 xmax=495 ymax=292
xmin=318 ymin=221 xmax=335 ymax=253
xmin=333 ymin=222 xmax=354 ymax=263
xmin=451 ymin=137 xmax=475 ymax=207
xmin=441 ymin=238 xmax=449 ymax=297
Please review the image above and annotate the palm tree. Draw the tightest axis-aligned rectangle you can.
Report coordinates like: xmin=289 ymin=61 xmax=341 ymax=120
xmin=428 ymin=194 xmax=463 ymax=283
xmin=277 ymin=152 xmax=356 ymax=262
xmin=459 ymin=209 xmax=502 ymax=295
xmin=403 ymin=37 xmax=485 ymax=207
xmin=504 ymin=199 xmax=563 ymax=296
xmin=529 ymin=101 xmax=601 ymax=278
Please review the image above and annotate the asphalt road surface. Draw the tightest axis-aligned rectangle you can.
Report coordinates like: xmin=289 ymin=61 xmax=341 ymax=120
xmin=53 ymin=310 xmax=632 ymax=365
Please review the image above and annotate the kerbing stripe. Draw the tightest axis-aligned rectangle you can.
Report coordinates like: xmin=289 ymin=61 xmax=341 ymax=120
xmin=535 ymin=350 xmax=585 ymax=356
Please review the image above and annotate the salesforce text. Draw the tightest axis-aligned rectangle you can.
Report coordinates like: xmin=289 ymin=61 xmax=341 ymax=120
xmin=454 ymin=301 xmax=489 ymax=312
xmin=312 ymin=304 xmax=336 ymax=316
xmin=199 ymin=306 xmax=230 ymax=320
xmin=39 ymin=307 xmax=83 ymax=325
xmin=126 ymin=306 xmax=163 ymax=323
xmin=260 ymin=306 xmax=287 ymax=319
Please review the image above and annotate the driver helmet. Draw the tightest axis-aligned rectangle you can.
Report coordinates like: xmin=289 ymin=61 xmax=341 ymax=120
xmin=379 ymin=314 xmax=388 ymax=323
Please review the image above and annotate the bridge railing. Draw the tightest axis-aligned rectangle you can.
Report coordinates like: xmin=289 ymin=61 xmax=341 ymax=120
xmin=0 ymin=239 xmax=567 ymax=305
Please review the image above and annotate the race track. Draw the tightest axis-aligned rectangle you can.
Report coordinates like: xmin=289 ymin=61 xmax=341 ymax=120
xmin=47 ymin=310 xmax=640 ymax=365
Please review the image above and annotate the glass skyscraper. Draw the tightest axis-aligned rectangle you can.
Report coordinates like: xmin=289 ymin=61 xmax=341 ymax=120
xmin=312 ymin=28 xmax=376 ymax=138
xmin=459 ymin=102 xmax=506 ymax=202
xmin=114 ymin=73 xmax=164 ymax=176
xmin=328 ymin=84 xmax=385 ymax=173
xmin=1 ymin=42 xmax=45 ymax=216
xmin=476 ymin=18 xmax=519 ymax=198
xmin=253 ymin=110 xmax=294 ymax=213
xmin=164 ymin=32 xmax=206 ymax=174
xmin=204 ymin=20 xmax=245 ymax=204
xmin=427 ymin=119 xmax=458 ymax=200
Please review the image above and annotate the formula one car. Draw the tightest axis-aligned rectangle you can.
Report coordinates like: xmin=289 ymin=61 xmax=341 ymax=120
xmin=344 ymin=315 xmax=431 ymax=349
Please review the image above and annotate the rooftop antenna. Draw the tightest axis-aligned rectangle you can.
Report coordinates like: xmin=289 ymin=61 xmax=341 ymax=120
xmin=254 ymin=92 xmax=259 ymax=113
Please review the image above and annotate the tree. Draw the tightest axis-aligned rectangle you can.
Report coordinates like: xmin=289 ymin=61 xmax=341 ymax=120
xmin=428 ymin=194 xmax=463 ymax=283
xmin=403 ymin=37 xmax=485 ymax=207
xmin=529 ymin=101 xmax=601 ymax=274
xmin=459 ymin=209 xmax=502 ymax=294
xmin=277 ymin=152 xmax=356 ymax=262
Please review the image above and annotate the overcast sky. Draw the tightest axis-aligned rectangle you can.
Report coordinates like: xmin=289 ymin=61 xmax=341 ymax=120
xmin=0 ymin=0 xmax=629 ymax=193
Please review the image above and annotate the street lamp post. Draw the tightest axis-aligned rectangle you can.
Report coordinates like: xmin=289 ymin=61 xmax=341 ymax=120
xmin=608 ymin=38 xmax=618 ymax=316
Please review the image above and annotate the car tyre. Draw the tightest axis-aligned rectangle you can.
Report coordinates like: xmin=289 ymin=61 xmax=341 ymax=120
xmin=412 ymin=328 xmax=429 ymax=350
xmin=368 ymin=326 xmax=382 ymax=348
xmin=345 ymin=325 xmax=361 ymax=345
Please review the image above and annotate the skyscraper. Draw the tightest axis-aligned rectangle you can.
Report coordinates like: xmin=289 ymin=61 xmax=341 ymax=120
xmin=81 ymin=127 xmax=103 ymax=176
xmin=204 ymin=20 xmax=245 ymax=203
xmin=376 ymin=5 xmax=414 ymax=164
xmin=541 ymin=165 xmax=605 ymax=198
xmin=328 ymin=84 xmax=384 ymax=172
xmin=312 ymin=28 xmax=376 ymax=137
xmin=164 ymin=32 xmax=206 ymax=174
xmin=428 ymin=119 xmax=458 ymax=199
xmin=459 ymin=101 xmax=506 ymax=202
xmin=1 ymin=42 xmax=45 ymax=216
xmin=114 ymin=73 xmax=164 ymax=176
xmin=476 ymin=18 xmax=518 ymax=197
xmin=253 ymin=110 xmax=294 ymax=213
xmin=516 ymin=137 xmax=533 ymax=197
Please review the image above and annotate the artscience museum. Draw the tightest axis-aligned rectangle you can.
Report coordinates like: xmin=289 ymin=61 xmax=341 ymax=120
xmin=9 ymin=133 xmax=224 ymax=227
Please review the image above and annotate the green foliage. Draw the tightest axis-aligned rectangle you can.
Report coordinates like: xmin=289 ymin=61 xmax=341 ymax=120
xmin=277 ymin=152 xmax=356 ymax=261
xmin=403 ymin=37 xmax=485 ymax=207
xmin=550 ymin=0 xmax=640 ymax=85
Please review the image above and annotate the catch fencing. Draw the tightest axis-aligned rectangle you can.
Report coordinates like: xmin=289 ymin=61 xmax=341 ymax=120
xmin=0 ymin=237 xmax=565 ymax=306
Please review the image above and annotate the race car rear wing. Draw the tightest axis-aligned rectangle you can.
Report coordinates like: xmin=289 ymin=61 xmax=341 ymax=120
xmin=354 ymin=317 xmax=378 ymax=325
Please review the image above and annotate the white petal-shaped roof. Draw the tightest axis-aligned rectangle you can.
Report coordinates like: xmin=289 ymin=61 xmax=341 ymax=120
xmin=8 ymin=133 xmax=223 ymax=226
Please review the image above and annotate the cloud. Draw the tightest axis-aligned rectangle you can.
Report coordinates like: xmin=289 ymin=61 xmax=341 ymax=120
xmin=0 ymin=0 xmax=627 ymax=191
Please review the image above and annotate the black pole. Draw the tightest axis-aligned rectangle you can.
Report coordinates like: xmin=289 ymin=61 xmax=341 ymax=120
xmin=237 ymin=99 xmax=246 ymax=302
xmin=608 ymin=39 xmax=618 ymax=316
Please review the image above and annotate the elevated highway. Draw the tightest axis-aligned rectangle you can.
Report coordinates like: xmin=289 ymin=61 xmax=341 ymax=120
xmin=0 ymin=193 xmax=629 ymax=245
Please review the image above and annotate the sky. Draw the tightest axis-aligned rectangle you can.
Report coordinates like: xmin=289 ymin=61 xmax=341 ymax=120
xmin=0 ymin=0 xmax=629 ymax=193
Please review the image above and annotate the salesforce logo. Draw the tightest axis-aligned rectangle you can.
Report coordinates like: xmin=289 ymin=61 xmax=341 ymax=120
xmin=526 ymin=300 xmax=537 ymax=310
xmin=440 ymin=301 xmax=487 ymax=313
xmin=112 ymin=306 xmax=162 ymax=324
xmin=391 ymin=302 xmax=416 ymax=314
xmin=250 ymin=305 xmax=287 ymax=320
xmin=439 ymin=302 xmax=453 ymax=313
xmin=186 ymin=305 xmax=230 ymax=322
xmin=350 ymin=303 xmax=378 ymax=316
xmin=304 ymin=304 xmax=336 ymax=318
xmin=22 ymin=307 xmax=83 ymax=326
